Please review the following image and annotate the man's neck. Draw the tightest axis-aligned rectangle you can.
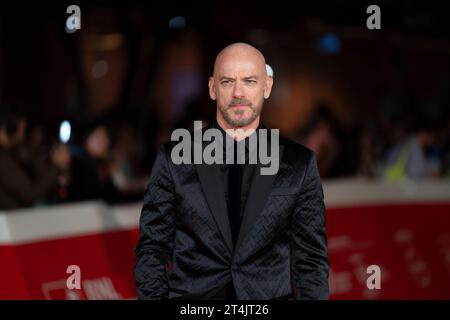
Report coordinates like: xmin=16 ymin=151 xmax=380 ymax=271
xmin=216 ymin=114 xmax=260 ymax=141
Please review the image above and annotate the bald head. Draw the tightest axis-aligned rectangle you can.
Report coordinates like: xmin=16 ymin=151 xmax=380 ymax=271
xmin=213 ymin=42 xmax=267 ymax=78
xmin=209 ymin=42 xmax=273 ymax=129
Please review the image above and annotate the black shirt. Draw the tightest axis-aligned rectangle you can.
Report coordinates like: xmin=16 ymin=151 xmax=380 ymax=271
xmin=209 ymin=119 xmax=264 ymax=299
xmin=210 ymin=119 xmax=262 ymax=221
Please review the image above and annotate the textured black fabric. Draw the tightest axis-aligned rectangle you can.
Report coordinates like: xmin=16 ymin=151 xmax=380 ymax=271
xmin=134 ymin=123 xmax=329 ymax=300
xmin=228 ymin=140 xmax=242 ymax=247
xmin=212 ymin=120 xmax=256 ymax=299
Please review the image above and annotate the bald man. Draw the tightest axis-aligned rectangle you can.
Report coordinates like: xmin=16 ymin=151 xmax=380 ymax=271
xmin=135 ymin=43 xmax=329 ymax=300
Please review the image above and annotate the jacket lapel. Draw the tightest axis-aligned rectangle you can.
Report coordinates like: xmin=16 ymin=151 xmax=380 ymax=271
xmin=194 ymin=131 xmax=234 ymax=253
xmin=235 ymin=143 xmax=284 ymax=251
xmin=193 ymin=122 xmax=283 ymax=254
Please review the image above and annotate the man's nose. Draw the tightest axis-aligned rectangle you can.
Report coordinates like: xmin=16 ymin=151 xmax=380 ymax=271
xmin=232 ymin=82 xmax=245 ymax=98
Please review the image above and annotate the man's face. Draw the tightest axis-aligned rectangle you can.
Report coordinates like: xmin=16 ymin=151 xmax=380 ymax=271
xmin=209 ymin=48 xmax=272 ymax=127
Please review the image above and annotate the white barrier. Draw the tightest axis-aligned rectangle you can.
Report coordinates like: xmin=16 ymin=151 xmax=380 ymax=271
xmin=1 ymin=179 xmax=449 ymax=245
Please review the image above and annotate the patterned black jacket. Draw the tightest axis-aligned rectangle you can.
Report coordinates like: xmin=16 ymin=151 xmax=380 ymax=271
xmin=135 ymin=125 xmax=329 ymax=300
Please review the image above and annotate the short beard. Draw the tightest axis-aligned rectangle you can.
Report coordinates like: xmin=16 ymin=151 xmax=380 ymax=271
xmin=220 ymin=100 xmax=262 ymax=127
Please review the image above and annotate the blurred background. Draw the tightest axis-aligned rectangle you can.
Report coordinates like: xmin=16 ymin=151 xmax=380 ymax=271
xmin=0 ymin=0 xmax=449 ymax=299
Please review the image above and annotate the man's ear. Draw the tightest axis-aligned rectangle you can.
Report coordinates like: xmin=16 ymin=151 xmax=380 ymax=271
xmin=264 ymin=76 xmax=273 ymax=99
xmin=208 ymin=77 xmax=216 ymax=100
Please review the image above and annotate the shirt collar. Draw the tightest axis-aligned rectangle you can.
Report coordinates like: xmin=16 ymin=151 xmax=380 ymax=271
xmin=211 ymin=117 xmax=263 ymax=152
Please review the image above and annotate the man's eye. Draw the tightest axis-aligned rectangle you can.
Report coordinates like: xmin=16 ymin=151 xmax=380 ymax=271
xmin=245 ymin=80 xmax=257 ymax=84
xmin=221 ymin=80 xmax=231 ymax=85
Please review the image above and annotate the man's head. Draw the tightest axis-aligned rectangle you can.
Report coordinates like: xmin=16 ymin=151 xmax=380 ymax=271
xmin=208 ymin=43 xmax=273 ymax=128
xmin=84 ymin=125 xmax=110 ymax=160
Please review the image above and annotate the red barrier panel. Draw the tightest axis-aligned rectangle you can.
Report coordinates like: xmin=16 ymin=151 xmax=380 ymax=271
xmin=1 ymin=182 xmax=450 ymax=299
xmin=0 ymin=202 xmax=141 ymax=300
xmin=0 ymin=230 xmax=140 ymax=300
xmin=327 ymin=202 xmax=450 ymax=299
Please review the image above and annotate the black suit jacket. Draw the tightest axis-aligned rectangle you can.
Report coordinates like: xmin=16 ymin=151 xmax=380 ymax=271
xmin=134 ymin=125 xmax=329 ymax=300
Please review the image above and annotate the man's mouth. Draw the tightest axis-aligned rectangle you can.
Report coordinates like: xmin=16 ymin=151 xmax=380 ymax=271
xmin=229 ymin=104 xmax=250 ymax=108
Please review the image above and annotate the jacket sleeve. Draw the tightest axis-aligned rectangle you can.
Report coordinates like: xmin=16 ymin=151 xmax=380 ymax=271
xmin=290 ymin=151 xmax=329 ymax=299
xmin=134 ymin=145 xmax=176 ymax=299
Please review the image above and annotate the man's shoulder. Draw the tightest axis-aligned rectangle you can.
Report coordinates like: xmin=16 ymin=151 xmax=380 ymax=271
xmin=163 ymin=123 xmax=212 ymax=143
xmin=159 ymin=125 xmax=208 ymax=153
xmin=159 ymin=131 xmax=315 ymax=157
xmin=278 ymin=135 xmax=315 ymax=164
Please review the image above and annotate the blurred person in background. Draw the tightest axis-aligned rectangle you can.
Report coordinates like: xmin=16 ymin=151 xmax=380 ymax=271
xmin=298 ymin=104 xmax=341 ymax=178
xmin=357 ymin=120 xmax=386 ymax=179
xmin=59 ymin=121 xmax=118 ymax=203
xmin=108 ymin=122 xmax=149 ymax=201
xmin=57 ymin=117 xmax=147 ymax=204
xmin=378 ymin=110 xmax=442 ymax=182
xmin=0 ymin=109 xmax=70 ymax=210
